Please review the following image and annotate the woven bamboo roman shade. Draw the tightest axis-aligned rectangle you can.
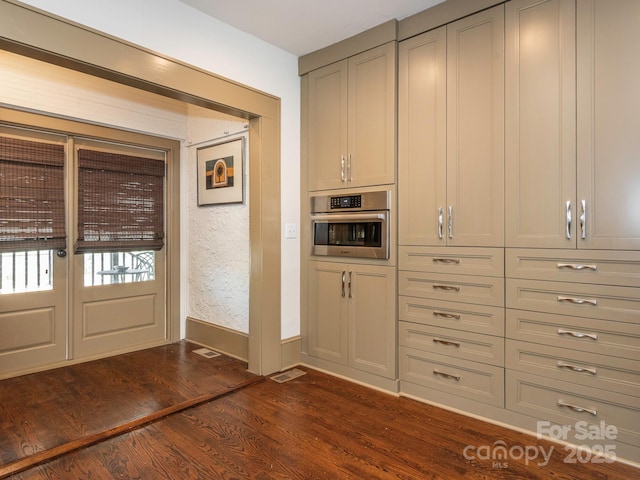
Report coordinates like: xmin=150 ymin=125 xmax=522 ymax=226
xmin=0 ymin=136 xmax=66 ymax=252
xmin=75 ymin=149 xmax=165 ymax=253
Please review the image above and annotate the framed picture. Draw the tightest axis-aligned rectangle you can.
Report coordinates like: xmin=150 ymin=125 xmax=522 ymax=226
xmin=197 ymin=137 xmax=244 ymax=206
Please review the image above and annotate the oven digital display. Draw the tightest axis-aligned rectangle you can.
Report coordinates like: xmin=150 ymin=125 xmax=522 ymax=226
xmin=330 ymin=195 xmax=361 ymax=209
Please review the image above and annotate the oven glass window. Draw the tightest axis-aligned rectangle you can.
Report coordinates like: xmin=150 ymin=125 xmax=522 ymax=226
xmin=314 ymin=222 xmax=382 ymax=247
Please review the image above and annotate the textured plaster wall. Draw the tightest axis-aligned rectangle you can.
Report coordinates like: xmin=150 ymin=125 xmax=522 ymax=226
xmin=185 ymin=106 xmax=250 ymax=333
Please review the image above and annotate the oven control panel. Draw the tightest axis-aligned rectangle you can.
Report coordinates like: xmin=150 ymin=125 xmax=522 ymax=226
xmin=330 ymin=195 xmax=361 ymax=209
xmin=311 ymin=190 xmax=389 ymax=214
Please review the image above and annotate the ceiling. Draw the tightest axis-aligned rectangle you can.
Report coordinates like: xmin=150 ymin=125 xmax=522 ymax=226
xmin=177 ymin=0 xmax=445 ymax=57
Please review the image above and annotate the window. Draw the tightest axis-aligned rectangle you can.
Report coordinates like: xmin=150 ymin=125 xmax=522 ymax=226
xmin=0 ymin=135 xmax=66 ymax=252
xmin=0 ymin=134 xmax=66 ymax=294
xmin=84 ymin=250 xmax=155 ymax=286
xmin=75 ymin=148 xmax=165 ymax=253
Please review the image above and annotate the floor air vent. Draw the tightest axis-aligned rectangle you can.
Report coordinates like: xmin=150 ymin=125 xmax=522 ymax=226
xmin=270 ymin=368 xmax=307 ymax=383
xmin=192 ymin=348 xmax=221 ymax=359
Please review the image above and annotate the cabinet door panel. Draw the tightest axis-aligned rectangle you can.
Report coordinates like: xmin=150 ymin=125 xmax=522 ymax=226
xmin=308 ymin=262 xmax=348 ymax=364
xmin=505 ymin=0 xmax=576 ymax=248
xmin=447 ymin=5 xmax=504 ymax=247
xmin=307 ymin=60 xmax=348 ymax=191
xmin=577 ymin=0 xmax=640 ymax=249
xmin=348 ymin=42 xmax=397 ymax=188
xmin=398 ymin=28 xmax=447 ymax=246
xmin=348 ymin=264 xmax=396 ymax=378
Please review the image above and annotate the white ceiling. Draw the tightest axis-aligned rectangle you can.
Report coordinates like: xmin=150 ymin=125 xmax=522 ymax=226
xmin=177 ymin=0 xmax=444 ymax=57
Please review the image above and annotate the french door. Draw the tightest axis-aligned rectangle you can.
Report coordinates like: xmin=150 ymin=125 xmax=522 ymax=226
xmin=0 ymin=125 xmax=167 ymax=379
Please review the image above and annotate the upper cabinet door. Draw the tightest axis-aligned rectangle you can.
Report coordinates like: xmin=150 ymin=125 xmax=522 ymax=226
xmin=447 ymin=5 xmax=505 ymax=247
xmin=505 ymin=0 xmax=576 ymax=249
xmin=307 ymin=43 xmax=396 ymax=191
xmin=347 ymin=42 xmax=397 ymax=188
xmin=398 ymin=27 xmax=447 ymax=246
xmin=307 ymin=59 xmax=349 ymax=191
xmin=577 ymin=0 xmax=640 ymax=250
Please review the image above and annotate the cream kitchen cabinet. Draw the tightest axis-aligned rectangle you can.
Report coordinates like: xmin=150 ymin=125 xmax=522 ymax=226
xmin=506 ymin=0 xmax=640 ymax=250
xmin=307 ymin=42 xmax=396 ymax=191
xmin=307 ymin=261 xmax=396 ymax=379
xmin=398 ymin=6 xmax=504 ymax=247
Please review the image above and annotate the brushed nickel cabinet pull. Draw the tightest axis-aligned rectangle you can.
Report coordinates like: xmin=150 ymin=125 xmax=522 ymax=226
xmin=557 ymin=296 xmax=597 ymax=306
xmin=566 ymin=200 xmax=572 ymax=239
xmin=433 ymin=311 xmax=461 ymax=320
xmin=557 ymin=361 xmax=597 ymax=375
xmin=340 ymin=155 xmax=346 ymax=182
xmin=433 ymin=338 xmax=461 ymax=348
xmin=448 ymin=206 xmax=453 ymax=239
xmin=438 ymin=207 xmax=444 ymax=239
xmin=341 ymin=271 xmax=346 ymax=298
xmin=433 ymin=284 xmax=460 ymax=292
xmin=433 ymin=257 xmax=461 ymax=264
xmin=348 ymin=271 xmax=352 ymax=298
xmin=557 ymin=263 xmax=597 ymax=271
xmin=433 ymin=370 xmax=461 ymax=381
xmin=557 ymin=400 xmax=597 ymax=416
xmin=557 ymin=329 xmax=598 ymax=341
xmin=580 ymin=200 xmax=587 ymax=239
xmin=347 ymin=154 xmax=352 ymax=182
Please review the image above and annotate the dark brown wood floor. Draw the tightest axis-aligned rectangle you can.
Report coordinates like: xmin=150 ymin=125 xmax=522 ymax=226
xmin=1 ymin=342 xmax=638 ymax=479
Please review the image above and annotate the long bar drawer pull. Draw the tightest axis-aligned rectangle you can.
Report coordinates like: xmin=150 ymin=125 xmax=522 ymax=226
xmin=433 ymin=257 xmax=461 ymax=264
xmin=557 ymin=362 xmax=597 ymax=375
xmin=557 ymin=329 xmax=598 ymax=341
xmin=433 ymin=370 xmax=461 ymax=381
xmin=433 ymin=338 xmax=461 ymax=348
xmin=433 ymin=311 xmax=461 ymax=320
xmin=433 ymin=284 xmax=461 ymax=292
xmin=557 ymin=296 xmax=597 ymax=306
xmin=557 ymin=400 xmax=597 ymax=416
xmin=557 ymin=263 xmax=597 ymax=271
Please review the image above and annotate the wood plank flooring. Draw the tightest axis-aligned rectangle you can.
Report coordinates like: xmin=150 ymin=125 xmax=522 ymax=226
xmin=1 ymin=342 xmax=638 ymax=479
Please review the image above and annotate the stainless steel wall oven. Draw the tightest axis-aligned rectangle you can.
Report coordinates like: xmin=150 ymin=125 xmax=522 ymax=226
xmin=310 ymin=190 xmax=390 ymax=259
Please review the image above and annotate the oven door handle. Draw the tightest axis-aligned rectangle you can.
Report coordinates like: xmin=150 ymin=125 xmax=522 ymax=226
xmin=310 ymin=212 xmax=387 ymax=223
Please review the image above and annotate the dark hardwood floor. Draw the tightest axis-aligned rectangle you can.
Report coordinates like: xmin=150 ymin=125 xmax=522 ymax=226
xmin=1 ymin=342 xmax=637 ymax=479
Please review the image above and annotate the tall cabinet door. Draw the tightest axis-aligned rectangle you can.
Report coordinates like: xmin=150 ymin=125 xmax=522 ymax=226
xmin=398 ymin=27 xmax=447 ymax=246
xmin=447 ymin=5 xmax=505 ymax=247
xmin=505 ymin=0 xmax=576 ymax=248
xmin=307 ymin=60 xmax=348 ymax=191
xmin=308 ymin=261 xmax=348 ymax=365
xmin=348 ymin=42 xmax=397 ymax=189
xmin=577 ymin=0 xmax=640 ymax=250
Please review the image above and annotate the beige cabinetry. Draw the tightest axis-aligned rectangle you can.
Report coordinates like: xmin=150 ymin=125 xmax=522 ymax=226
xmin=398 ymin=246 xmax=505 ymax=407
xmin=397 ymin=5 xmax=505 ymax=409
xmin=506 ymin=0 xmax=640 ymax=250
xmin=398 ymin=6 xmax=504 ymax=248
xmin=504 ymin=0 xmax=640 ymax=454
xmin=308 ymin=261 xmax=396 ymax=379
xmin=506 ymin=249 xmax=640 ymax=450
xmin=307 ymin=42 xmax=396 ymax=191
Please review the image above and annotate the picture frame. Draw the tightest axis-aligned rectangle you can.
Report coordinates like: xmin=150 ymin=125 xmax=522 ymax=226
xmin=197 ymin=137 xmax=244 ymax=206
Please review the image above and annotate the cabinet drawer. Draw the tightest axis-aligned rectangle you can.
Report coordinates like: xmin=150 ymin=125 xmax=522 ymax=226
xmin=506 ymin=249 xmax=640 ymax=287
xmin=400 ymin=347 xmax=504 ymax=407
xmin=400 ymin=271 xmax=504 ymax=307
xmin=506 ymin=309 xmax=640 ymax=360
xmin=399 ymin=296 xmax=504 ymax=336
xmin=399 ymin=246 xmax=504 ymax=277
xmin=400 ymin=322 xmax=504 ymax=366
xmin=506 ymin=371 xmax=640 ymax=448
xmin=506 ymin=279 xmax=640 ymax=324
xmin=506 ymin=340 xmax=640 ymax=398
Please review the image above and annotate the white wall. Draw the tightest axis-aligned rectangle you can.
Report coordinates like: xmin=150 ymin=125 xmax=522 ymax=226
xmin=15 ymin=0 xmax=302 ymax=339
xmin=185 ymin=106 xmax=250 ymax=333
